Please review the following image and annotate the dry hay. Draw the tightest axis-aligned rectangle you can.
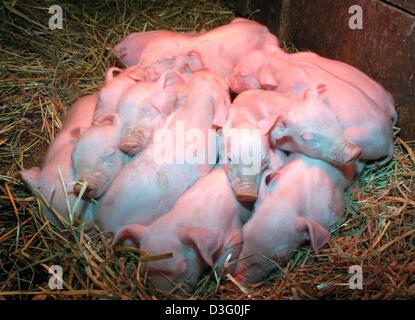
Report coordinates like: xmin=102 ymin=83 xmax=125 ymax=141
xmin=0 ymin=0 xmax=414 ymax=300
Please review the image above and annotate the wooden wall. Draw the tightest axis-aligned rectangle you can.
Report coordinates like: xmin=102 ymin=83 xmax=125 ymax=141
xmin=227 ymin=0 xmax=415 ymax=140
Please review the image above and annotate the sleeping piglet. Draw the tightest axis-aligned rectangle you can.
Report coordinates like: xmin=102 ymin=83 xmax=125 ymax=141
xmin=19 ymin=94 xmax=97 ymax=225
xmin=112 ymin=167 xmax=248 ymax=293
xmin=111 ymin=30 xmax=198 ymax=67
xmin=72 ymin=114 xmax=128 ymax=199
xmin=94 ymin=65 xmax=158 ymax=124
xmin=283 ymin=50 xmax=397 ymax=125
xmin=234 ymin=153 xmax=355 ymax=285
xmin=221 ymin=88 xmax=361 ymax=202
xmin=96 ymin=70 xmax=230 ymax=236
xmin=117 ymin=71 xmax=187 ymax=156
xmin=229 ymin=50 xmax=394 ymax=167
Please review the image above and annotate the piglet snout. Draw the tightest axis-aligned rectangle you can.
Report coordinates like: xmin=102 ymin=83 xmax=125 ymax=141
xmin=343 ymin=143 xmax=362 ymax=164
xmin=120 ymin=127 xmax=148 ymax=156
xmin=73 ymin=180 xmax=97 ymax=198
xmin=235 ymin=181 xmax=258 ymax=202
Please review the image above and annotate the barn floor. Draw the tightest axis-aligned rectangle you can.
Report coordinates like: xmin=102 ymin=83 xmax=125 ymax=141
xmin=0 ymin=0 xmax=414 ymax=299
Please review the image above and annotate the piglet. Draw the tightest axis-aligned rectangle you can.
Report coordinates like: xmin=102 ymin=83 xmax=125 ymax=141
xmin=113 ymin=167 xmax=248 ymax=293
xmin=235 ymin=153 xmax=356 ymax=285
xmin=96 ymin=70 xmax=230 ymax=235
xmin=117 ymin=71 xmax=187 ymax=156
xmin=284 ymin=50 xmax=397 ymax=125
xmin=137 ymin=18 xmax=282 ymax=78
xmin=221 ymin=88 xmax=360 ymax=202
xmin=229 ymin=50 xmax=394 ymax=167
xmin=19 ymin=94 xmax=97 ymax=225
xmin=71 ymin=114 xmax=128 ymax=199
xmin=111 ymin=30 xmax=198 ymax=67
xmin=94 ymin=65 xmax=158 ymax=124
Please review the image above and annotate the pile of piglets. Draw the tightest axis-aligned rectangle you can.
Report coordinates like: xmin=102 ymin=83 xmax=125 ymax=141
xmin=20 ymin=18 xmax=396 ymax=293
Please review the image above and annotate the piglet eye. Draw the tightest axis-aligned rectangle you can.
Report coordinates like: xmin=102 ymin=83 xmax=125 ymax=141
xmin=300 ymin=132 xmax=315 ymax=141
xmin=161 ymin=57 xmax=175 ymax=66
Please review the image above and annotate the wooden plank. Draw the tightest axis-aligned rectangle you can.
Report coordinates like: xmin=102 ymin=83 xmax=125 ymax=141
xmin=226 ymin=0 xmax=415 ymax=140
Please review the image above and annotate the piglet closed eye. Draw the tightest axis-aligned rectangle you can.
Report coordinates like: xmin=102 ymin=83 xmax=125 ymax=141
xmin=72 ymin=114 xmax=127 ymax=199
xmin=111 ymin=167 xmax=246 ymax=294
xmin=117 ymin=71 xmax=186 ymax=156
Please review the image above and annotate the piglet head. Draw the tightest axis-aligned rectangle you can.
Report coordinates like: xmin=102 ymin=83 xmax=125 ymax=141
xmin=258 ymin=86 xmax=362 ymax=165
xmin=138 ymin=39 xmax=183 ymax=76
xmin=151 ymin=227 xmax=223 ymax=293
xmin=210 ymin=75 xmax=231 ymax=128
xmin=72 ymin=114 xmax=126 ymax=198
xmin=185 ymin=70 xmax=230 ymax=128
xmin=235 ymin=195 xmax=331 ymax=285
xmin=156 ymin=227 xmax=225 ymax=294
xmin=221 ymin=123 xmax=270 ymax=202
xmin=118 ymin=71 xmax=186 ymax=156
xmin=95 ymin=67 xmax=138 ymax=125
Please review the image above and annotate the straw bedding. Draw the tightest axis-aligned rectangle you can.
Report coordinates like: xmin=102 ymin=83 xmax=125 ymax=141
xmin=0 ymin=0 xmax=414 ymax=299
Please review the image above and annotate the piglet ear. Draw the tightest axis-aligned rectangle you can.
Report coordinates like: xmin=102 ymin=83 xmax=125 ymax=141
xmin=18 ymin=167 xmax=40 ymax=190
xmin=296 ymin=217 xmax=331 ymax=250
xmin=179 ymin=227 xmax=222 ymax=267
xmin=257 ymin=113 xmax=287 ymax=137
xmin=214 ymin=228 xmax=243 ymax=273
xmin=128 ymin=65 xmax=159 ymax=82
xmin=105 ymin=67 xmax=123 ymax=83
xmin=112 ymin=224 xmax=149 ymax=247
xmin=268 ymin=149 xmax=288 ymax=170
xmin=258 ymin=64 xmax=278 ymax=89
xmin=70 ymin=127 xmax=85 ymax=140
xmin=185 ymin=49 xmax=205 ymax=72
xmin=212 ymin=93 xmax=230 ymax=128
xmin=98 ymin=113 xmax=122 ymax=131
